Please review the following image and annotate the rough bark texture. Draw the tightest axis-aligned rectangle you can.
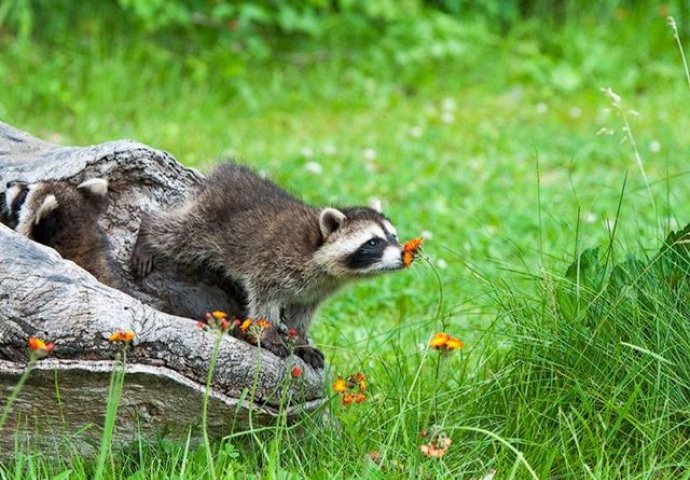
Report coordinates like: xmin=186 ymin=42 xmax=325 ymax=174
xmin=0 ymin=122 xmax=326 ymax=454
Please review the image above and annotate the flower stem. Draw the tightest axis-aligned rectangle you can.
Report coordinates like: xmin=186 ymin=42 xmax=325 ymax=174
xmin=202 ymin=330 xmax=223 ymax=480
xmin=93 ymin=349 xmax=128 ymax=480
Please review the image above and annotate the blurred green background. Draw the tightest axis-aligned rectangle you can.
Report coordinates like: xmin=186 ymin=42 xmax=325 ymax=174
xmin=2 ymin=1 xmax=690 ymax=476
xmin=2 ymin=0 xmax=690 ymax=384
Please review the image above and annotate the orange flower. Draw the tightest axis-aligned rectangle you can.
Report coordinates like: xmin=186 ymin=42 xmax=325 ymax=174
xmin=419 ymin=427 xmax=452 ymax=458
xmin=429 ymin=332 xmax=463 ymax=353
xmin=341 ymin=393 xmax=354 ymax=405
xmin=353 ymin=392 xmax=366 ymax=404
xmin=239 ymin=319 xmax=252 ymax=333
xmin=291 ymin=366 xmax=302 ymax=378
xmin=332 ymin=376 xmax=348 ymax=394
xmin=27 ymin=336 xmax=55 ymax=356
xmin=287 ymin=328 xmax=298 ymax=339
xmin=218 ymin=317 xmax=230 ymax=331
xmin=255 ymin=319 xmax=272 ymax=330
xmin=197 ymin=321 xmax=207 ymax=330
xmin=445 ymin=336 xmax=464 ymax=350
xmin=419 ymin=439 xmax=451 ymax=458
xmin=211 ymin=310 xmax=227 ymax=320
xmin=402 ymin=237 xmax=424 ymax=268
xmin=429 ymin=333 xmax=450 ymax=349
xmin=419 ymin=437 xmax=452 ymax=458
xmin=108 ymin=330 xmax=136 ymax=343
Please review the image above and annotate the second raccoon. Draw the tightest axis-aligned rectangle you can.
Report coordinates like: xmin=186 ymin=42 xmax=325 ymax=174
xmin=2 ymin=178 xmax=124 ymax=290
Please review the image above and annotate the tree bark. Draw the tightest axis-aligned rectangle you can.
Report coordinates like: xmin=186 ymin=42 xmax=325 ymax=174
xmin=0 ymin=122 xmax=326 ymax=455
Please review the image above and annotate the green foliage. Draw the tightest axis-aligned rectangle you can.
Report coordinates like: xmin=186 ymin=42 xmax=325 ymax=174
xmin=3 ymin=0 xmax=690 ymax=476
xmin=477 ymin=226 xmax=690 ymax=476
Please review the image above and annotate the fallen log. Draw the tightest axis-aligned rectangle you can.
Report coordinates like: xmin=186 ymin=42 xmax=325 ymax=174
xmin=0 ymin=122 xmax=326 ymax=455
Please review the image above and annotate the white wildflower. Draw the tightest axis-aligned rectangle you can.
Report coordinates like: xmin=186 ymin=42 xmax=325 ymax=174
xmin=441 ymin=112 xmax=455 ymax=124
xmin=569 ymin=107 xmax=582 ymax=119
xmin=362 ymin=148 xmax=377 ymax=161
xmin=600 ymin=87 xmax=621 ymax=107
xmin=409 ymin=126 xmax=423 ymax=138
xmin=596 ymin=127 xmax=614 ymax=136
xmin=304 ymin=161 xmax=323 ymax=175
xmin=322 ymin=143 xmax=337 ymax=156
xmin=441 ymin=97 xmax=457 ymax=111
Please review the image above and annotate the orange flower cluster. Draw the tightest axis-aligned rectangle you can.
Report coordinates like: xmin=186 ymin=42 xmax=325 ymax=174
xmin=402 ymin=237 xmax=424 ymax=268
xmin=211 ymin=310 xmax=230 ymax=330
xmin=239 ymin=318 xmax=272 ymax=343
xmin=291 ymin=365 xmax=302 ymax=378
xmin=255 ymin=319 xmax=271 ymax=330
xmin=198 ymin=311 xmax=248 ymax=332
xmin=108 ymin=330 xmax=136 ymax=344
xmin=198 ymin=311 xmax=233 ymax=331
xmin=332 ymin=372 xmax=367 ymax=405
xmin=27 ymin=336 xmax=54 ymax=357
xmin=239 ymin=319 xmax=252 ymax=332
xmin=419 ymin=427 xmax=452 ymax=458
xmin=429 ymin=332 xmax=463 ymax=353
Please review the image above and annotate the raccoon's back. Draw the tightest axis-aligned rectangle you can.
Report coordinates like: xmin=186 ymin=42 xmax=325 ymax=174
xmin=199 ymin=163 xmax=303 ymax=218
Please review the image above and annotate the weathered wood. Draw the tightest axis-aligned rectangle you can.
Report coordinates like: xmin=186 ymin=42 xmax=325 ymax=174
xmin=0 ymin=122 xmax=326 ymax=454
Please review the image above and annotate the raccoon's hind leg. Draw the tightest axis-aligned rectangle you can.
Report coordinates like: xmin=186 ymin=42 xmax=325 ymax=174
xmin=283 ymin=303 xmax=324 ymax=369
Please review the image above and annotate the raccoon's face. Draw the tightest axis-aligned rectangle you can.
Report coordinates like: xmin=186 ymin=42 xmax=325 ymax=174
xmin=2 ymin=178 xmax=108 ymax=242
xmin=314 ymin=207 xmax=403 ymax=278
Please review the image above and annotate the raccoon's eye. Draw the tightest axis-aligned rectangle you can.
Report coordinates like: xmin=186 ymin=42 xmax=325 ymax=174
xmin=367 ymin=238 xmax=383 ymax=247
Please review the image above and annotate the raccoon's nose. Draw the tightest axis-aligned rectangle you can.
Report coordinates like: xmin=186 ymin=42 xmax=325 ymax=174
xmin=6 ymin=181 xmax=15 ymax=188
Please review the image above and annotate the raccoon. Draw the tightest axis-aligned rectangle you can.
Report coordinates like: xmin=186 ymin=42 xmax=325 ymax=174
xmin=0 ymin=191 xmax=9 ymax=227
xmin=132 ymin=163 xmax=404 ymax=368
xmin=3 ymin=178 xmax=124 ymax=289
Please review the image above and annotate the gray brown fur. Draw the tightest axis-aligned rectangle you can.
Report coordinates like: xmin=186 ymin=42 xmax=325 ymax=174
xmin=132 ymin=163 xmax=404 ymax=368
xmin=2 ymin=179 xmax=126 ymax=290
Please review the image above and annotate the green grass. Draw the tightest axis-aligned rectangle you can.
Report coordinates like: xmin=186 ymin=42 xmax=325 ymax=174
xmin=2 ymin=3 xmax=690 ymax=478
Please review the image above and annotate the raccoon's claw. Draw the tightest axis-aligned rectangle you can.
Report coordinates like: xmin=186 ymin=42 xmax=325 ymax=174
xmin=296 ymin=345 xmax=325 ymax=370
xmin=131 ymin=236 xmax=154 ymax=279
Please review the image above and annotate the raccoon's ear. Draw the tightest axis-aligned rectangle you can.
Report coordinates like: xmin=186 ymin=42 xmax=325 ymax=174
xmin=31 ymin=194 xmax=59 ymax=245
xmin=319 ymin=208 xmax=347 ymax=238
xmin=77 ymin=178 xmax=108 ymax=198
xmin=369 ymin=198 xmax=383 ymax=213
xmin=35 ymin=195 xmax=59 ymax=225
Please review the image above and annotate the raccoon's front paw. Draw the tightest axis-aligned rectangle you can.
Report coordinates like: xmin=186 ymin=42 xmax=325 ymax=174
xmin=131 ymin=237 xmax=154 ymax=279
xmin=261 ymin=329 xmax=290 ymax=359
xmin=296 ymin=345 xmax=325 ymax=370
